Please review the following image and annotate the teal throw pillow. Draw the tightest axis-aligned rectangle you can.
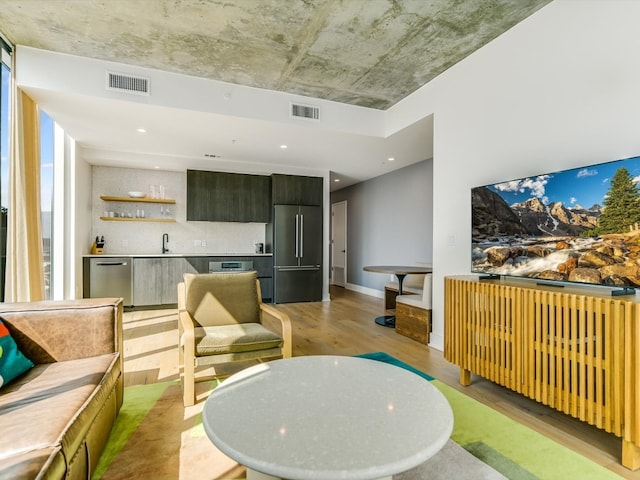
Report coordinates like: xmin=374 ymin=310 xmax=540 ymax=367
xmin=0 ymin=318 xmax=34 ymax=388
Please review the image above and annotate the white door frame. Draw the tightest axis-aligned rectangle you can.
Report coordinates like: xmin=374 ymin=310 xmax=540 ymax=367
xmin=330 ymin=201 xmax=347 ymax=287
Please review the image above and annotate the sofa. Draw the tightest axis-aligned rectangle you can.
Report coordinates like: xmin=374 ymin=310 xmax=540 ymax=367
xmin=0 ymin=298 xmax=123 ymax=480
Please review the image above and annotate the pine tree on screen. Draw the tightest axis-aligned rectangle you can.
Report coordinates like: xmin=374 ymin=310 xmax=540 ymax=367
xmin=595 ymin=167 xmax=640 ymax=235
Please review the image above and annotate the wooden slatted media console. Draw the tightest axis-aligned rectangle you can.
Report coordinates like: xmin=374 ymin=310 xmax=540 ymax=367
xmin=444 ymin=276 xmax=640 ymax=470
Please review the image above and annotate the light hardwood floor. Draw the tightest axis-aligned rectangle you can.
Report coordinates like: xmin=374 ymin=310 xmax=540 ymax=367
xmin=122 ymin=286 xmax=638 ymax=479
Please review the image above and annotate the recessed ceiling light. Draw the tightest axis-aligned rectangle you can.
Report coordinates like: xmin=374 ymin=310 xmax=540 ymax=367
xmin=280 ymin=145 xmax=288 ymax=149
xmin=334 ymin=178 xmax=341 ymax=183
xmin=388 ymin=157 xmax=395 ymax=161
xmin=154 ymin=166 xmax=160 ymax=169
xmin=136 ymin=128 xmax=147 ymax=133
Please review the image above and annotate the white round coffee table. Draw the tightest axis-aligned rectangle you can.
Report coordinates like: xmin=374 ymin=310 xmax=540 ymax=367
xmin=202 ymin=355 xmax=453 ymax=480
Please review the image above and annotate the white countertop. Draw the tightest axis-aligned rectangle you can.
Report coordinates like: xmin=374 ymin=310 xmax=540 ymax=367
xmin=83 ymin=253 xmax=272 ymax=257
xmin=202 ymin=355 xmax=453 ymax=480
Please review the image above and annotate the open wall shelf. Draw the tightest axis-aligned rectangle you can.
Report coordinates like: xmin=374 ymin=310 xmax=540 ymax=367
xmin=100 ymin=195 xmax=176 ymax=204
xmin=99 ymin=216 xmax=175 ymax=223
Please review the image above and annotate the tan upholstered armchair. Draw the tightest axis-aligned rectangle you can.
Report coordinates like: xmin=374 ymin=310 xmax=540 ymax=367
xmin=178 ymin=271 xmax=292 ymax=406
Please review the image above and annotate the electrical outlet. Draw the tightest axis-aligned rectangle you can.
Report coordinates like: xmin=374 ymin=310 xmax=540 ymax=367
xmin=447 ymin=234 xmax=456 ymax=246
xmin=194 ymin=239 xmax=202 ymax=247
xmin=201 ymin=240 xmax=207 ymax=247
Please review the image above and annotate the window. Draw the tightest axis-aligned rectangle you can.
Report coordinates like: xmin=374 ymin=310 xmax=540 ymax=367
xmin=0 ymin=38 xmax=11 ymax=302
xmin=40 ymin=111 xmax=54 ymax=299
xmin=0 ymin=36 xmax=65 ymax=300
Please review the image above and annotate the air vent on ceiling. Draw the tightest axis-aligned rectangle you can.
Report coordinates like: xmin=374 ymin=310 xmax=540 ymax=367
xmin=106 ymin=71 xmax=150 ymax=95
xmin=291 ymin=103 xmax=320 ymax=121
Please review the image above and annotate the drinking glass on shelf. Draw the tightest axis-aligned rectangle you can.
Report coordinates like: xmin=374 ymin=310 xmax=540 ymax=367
xmin=159 ymin=185 xmax=166 ymax=199
xmin=149 ymin=185 xmax=156 ymax=199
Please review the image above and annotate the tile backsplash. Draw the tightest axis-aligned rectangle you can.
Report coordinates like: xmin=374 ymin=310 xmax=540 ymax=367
xmin=91 ymin=166 xmax=266 ymax=255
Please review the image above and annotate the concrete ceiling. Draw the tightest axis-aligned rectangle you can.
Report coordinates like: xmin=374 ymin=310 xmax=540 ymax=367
xmin=0 ymin=0 xmax=551 ymax=189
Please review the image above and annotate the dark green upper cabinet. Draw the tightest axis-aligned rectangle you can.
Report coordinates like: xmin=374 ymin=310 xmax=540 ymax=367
xmin=271 ymin=174 xmax=323 ymax=206
xmin=187 ymin=170 xmax=271 ymax=222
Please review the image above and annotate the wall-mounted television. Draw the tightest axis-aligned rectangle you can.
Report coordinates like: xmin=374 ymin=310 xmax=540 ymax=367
xmin=471 ymin=155 xmax=640 ymax=290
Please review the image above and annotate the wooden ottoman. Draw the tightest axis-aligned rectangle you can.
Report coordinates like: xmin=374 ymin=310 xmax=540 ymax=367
xmin=395 ymin=301 xmax=431 ymax=344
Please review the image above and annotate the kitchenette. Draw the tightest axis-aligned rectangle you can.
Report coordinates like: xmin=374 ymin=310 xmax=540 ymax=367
xmin=83 ymin=166 xmax=325 ymax=307
xmin=84 ymin=252 xmax=274 ymax=306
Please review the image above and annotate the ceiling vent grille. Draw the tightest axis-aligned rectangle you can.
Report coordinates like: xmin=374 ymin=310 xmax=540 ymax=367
xmin=106 ymin=71 xmax=150 ymax=95
xmin=291 ymin=103 xmax=320 ymax=121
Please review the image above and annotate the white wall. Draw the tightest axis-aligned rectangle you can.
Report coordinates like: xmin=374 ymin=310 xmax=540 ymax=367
xmin=16 ymin=46 xmax=385 ymax=139
xmin=74 ymin=146 xmax=92 ymax=298
xmin=389 ymin=0 xmax=640 ymax=350
xmin=330 ymin=160 xmax=433 ymax=296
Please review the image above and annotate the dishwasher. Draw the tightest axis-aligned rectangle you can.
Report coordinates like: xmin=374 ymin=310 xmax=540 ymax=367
xmin=89 ymin=257 xmax=133 ymax=306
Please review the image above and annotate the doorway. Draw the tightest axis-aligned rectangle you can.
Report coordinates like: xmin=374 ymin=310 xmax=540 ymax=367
xmin=331 ymin=201 xmax=347 ymax=287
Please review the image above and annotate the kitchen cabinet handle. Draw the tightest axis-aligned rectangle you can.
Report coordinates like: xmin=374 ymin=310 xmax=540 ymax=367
xmin=277 ymin=267 xmax=319 ymax=272
xmin=300 ymin=214 xmax=304 ymax=258
xmin=295 ymin=214 xmax=300 ymax=258
xmin=96 ymin=262 xmax=128 ymax=266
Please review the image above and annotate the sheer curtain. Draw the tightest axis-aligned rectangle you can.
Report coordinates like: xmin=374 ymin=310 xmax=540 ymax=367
xmin=4 ymin=75 xmax=44 ymax=302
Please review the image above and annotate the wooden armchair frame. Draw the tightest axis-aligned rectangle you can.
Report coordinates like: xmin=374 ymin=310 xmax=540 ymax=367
xmin=178 ymin=278 xmax=292 ymax=406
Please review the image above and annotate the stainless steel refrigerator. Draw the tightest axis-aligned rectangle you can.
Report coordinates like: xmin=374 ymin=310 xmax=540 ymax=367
xmin=273 ymin=204 xmax=322 ymax=303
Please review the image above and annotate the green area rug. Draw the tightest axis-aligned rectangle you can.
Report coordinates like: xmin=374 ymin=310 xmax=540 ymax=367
xmin=94 ymin=354 xmax=622 ymax=480
xmin=357 ymin=352 xmax=620 ymax=480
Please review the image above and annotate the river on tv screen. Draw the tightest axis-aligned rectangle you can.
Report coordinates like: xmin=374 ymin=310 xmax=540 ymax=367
xmin=471 ymin=155 xmax=640 ymax=287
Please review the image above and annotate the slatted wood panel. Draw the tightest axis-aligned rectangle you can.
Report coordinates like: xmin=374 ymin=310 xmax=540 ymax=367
xmin=625 ymin=307 xmax=640 ymax=469
xmin=445 ymin=277 xmax=522 ymax=390
xmin=522 ymin=288 xmax=625 ymax=435
xmin=445 ymin=276 xmax=640 ymax=470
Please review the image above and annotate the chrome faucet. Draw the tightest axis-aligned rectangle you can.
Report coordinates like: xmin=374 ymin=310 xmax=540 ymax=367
xmin=162 ymin=233 xmax=169 ymax=254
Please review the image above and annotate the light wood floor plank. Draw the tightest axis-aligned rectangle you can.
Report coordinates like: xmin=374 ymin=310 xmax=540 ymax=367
xmin=122 ymin=286 xmax=638 ymax=479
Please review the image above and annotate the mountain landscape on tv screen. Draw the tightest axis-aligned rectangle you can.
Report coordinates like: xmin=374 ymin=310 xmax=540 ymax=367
xmin=472 ymin=156 xmax=640 ymax=287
